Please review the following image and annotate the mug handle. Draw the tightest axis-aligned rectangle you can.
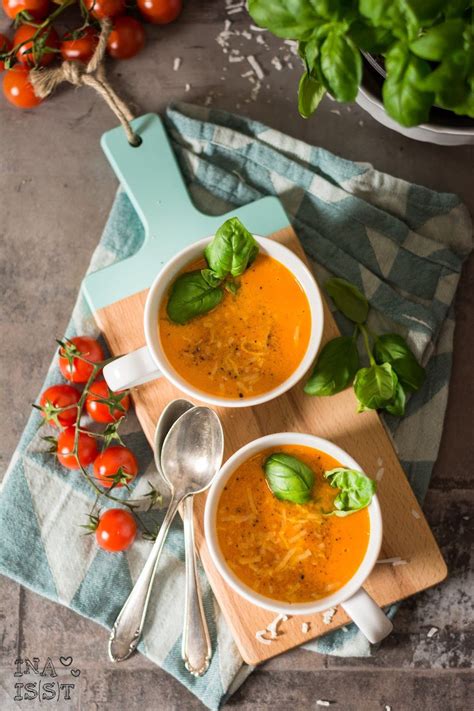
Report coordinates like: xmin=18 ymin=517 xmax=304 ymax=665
xmin=341 ymin=588 xmax=393 ymax=644
xmin=103 ymin=346 xmax=162 ymax=391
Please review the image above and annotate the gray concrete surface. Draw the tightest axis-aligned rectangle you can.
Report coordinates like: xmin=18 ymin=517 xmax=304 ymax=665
xmin=1 ymin=2 xmax=473 ymax=710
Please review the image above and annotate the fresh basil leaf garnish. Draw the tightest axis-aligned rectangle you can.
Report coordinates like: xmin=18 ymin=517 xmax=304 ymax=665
xmin=298 ymin=71 xmax=326 ymax=118
xmin=200 ymin=268 xmax=222 ymax=288
xmin=166 ymin=270 xmax=223 ymax=325
xmin=353 ymin=362 xmax=398 ymax=412
xmin=263 ymin=452 xmax=315 ymax=504
xmin=204 ymin=217 xmax=259 ymax=279
xmin=304 ymin=335 xmax=360 ymax=396
xmin=384 ymin=381 xmax=406 ymax=416
xmin=373 ymin=333 xmax=426 ymax=392
xmin=325 ymin=277 xmax=369 ymax=324
xmin=325 ymin=467 xmax=376 ymax=516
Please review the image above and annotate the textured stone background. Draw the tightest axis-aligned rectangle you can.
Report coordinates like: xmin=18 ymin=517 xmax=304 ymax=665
xmin=0 ymin=2 xmax=472 ymax=710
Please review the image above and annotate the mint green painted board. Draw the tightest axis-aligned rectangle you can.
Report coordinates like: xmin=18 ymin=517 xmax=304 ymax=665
xmin=83 ymin=113 xmax=291 ymax=311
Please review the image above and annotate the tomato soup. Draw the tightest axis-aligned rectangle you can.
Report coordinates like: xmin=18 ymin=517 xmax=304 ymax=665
xmin=216 ymin=445 xmax=370 ymax=603
xmin=158 ymin=253 xmax=311 ymax=399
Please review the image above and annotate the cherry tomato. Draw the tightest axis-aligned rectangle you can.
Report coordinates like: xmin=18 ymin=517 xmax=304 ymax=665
xmin=2 ymin=0 xmax=49 ymax=21
xmin=58 ymin=336 xmax=105 ymax=383
xmin=137 ymin=0 xmax=182 ymax=24
xmin=0 ymin=34 xmax=12 ymax=72
xmin=85 ymin=379 xmax=130 ymax=423
xmin=95 ymin=508 xmax=137 ymax=552
xmin=83 ymin=0 xmax=124 ymax=20
xmin=14 ymin=24 xmax=59 ymax=67
xmin=40 ymin=384 xmax=80 ymax=428
xmin=3 ymin=66 xmax=42 ymax=109
xmin=57 ymin=427 xmax=99 ymax=469
xmin=60 ymin=27 xmax=99 ymax=63
xmin=93 ymin=446 xmax=138 ymax=488
xmin=107 ymin=16 xmax=145 ymax=60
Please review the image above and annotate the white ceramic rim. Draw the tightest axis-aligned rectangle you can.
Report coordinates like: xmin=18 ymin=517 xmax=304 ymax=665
xmin=204 ymin=433 xmax=382 ymax=615
xmin=143 ymin=235 xmax=324 ymax=408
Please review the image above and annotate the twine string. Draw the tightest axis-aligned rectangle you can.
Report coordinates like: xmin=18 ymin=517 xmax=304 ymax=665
xmin=29 ymin=19 xmax=140 ymax=146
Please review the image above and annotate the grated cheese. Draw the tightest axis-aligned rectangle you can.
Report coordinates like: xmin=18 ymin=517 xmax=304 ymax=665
xmin=173 ymin=57 xmax=181 ymax=71
xmin=266 ymin=613 xmax=289 ymax=638
xmin=247 ymin=55 xmax=264 ymax=80
xmin=427 ymin=627 xmax=439 ymax=638
xmin=316 ymin=701 xmax=332 ymax=707
xmin=411 ymin=509 xmax=421 ymax=520
xmin=255 ymin=629 xmax=272 ymax=645
xmin=301 ymin=622 xmax=310 ymax=634
xmin=322 ymin=607 xmax=337 ymax=625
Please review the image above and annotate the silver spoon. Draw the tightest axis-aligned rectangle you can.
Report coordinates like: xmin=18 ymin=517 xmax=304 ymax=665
xmin=108 ymin=406 xmax=223 ymax=664
xmin=161 ymin=406 xmax=223 ymax=676
xmin=155 ymin=398 xmax=215 ymax=675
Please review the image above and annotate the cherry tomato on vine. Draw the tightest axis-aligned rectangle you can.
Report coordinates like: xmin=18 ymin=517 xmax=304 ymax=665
xmin=60 ymin=27 xmax=99 ymax=64
xmin=0 ymin=34 xmax=12 ymax=72
xmin=107 ymin=16 xmax=145 ymax=60
xmin=83 ymin=0 xmax=124 ymax=20
xmin=85 ymin=379 xmax=130 ymax=423
xmin=137 ymin=0 xmax=182 ymax=25
xmin=14 ymin=24 xmax=59 ymax=68
xmin=39 ymin=384 xmax=80 ymax=428
xmin=93 ymin=446 xmax=138 ymax=488
xmin=2 ymin=0 xmax=49 ymax=21
xmin=58 ymin=336 xmax=105 ymax=383
xmin=95 ymin=508 xmax=137 ymax=552
xmin=3 ymin=66 xmax=42 ymax=109
xmin=57 ymin=427 xmax=99 ymax=469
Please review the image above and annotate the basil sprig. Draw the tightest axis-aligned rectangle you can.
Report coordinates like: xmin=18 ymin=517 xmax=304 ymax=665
xmin=263 ymin=453 xmax=315 ymax=504
xmin=248 ymin=0 xmax=474 ymax=126
xmin=305 ymin=277 xmax=426 ymax=417
xmin=166 ymin=217 xmax=258 ymax=325
xmin=204 ymin=217 xmax=258 ymax=279
xmin=325 ymin=467 xmax=376 ymax=517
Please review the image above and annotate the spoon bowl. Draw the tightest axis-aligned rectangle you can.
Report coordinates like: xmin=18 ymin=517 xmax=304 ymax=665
xmin=161 ymin=407 xmax=224 ymax=499
xmin=154 ymin=399 xmax=195 ymax=474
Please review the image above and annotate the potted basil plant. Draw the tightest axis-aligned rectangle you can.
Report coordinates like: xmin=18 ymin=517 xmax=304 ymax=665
xmin=248 ymin=0 xmax=474 ymax=146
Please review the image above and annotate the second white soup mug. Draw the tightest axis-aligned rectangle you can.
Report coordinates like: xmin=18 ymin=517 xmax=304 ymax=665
xmin=103 ymin=234 xmax=324 ymax=407
xmin=205 ymin=433 xmax=393 ymax=644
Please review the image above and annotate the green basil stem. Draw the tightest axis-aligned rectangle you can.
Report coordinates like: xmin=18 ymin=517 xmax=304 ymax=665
xmin=359 ymin=323 xmax=375 ymax=365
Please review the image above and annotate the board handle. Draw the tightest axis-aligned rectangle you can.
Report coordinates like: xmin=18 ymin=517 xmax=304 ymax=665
xmin=341 ymin=588 xmax=393 ymax=644
xmin=101 ymin=114 xmax=199 ymax=243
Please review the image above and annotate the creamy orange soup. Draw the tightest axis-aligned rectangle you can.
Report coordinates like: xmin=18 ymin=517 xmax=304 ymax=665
xmin=216 ymin=445 xmax=370 ymax=603
xmin=159 ymin=253 xmax=311 ymax=399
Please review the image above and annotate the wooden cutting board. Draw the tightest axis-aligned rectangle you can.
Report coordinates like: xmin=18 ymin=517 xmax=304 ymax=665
xmin=83 ymin=115 xmax=447 ymax=665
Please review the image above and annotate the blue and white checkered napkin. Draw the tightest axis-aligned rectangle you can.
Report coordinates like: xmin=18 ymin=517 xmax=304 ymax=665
xmin=0 ymin=103 xmax=471 ymax=710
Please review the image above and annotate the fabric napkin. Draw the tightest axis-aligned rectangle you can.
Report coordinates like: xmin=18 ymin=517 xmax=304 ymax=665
xmin=0 ymin=102 xmax=471 ymax=710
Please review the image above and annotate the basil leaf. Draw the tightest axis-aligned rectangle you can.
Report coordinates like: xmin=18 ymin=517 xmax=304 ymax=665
xmin=349 ymin=20 xmax=394 ymax=53
xmin=373 ymin=333 xmax=426 ymax=391
xmin=353 ymin=362 xmax=398 ymax=412
xmin=248 ymin=0 xmax=321 ymax=40
xmin=382 ymin=43 xmax=434 ymax=126
xmin=166 ymin=270 xmax=223 ymax=325
xmin=264 ymin=453 xmax=314 ymax=504
xmin=325 ymin=467 xmax=376 ymax=516
xmin=359 ymin=0 xmax=395 ymax=26
xmin=298 ymin=71 xmax=326 ymax=118
xmin=314 ymin=0 xmax=356 ymax=22
xmin=320 ymin=29 xmax=362 ymax=102
xmin=410 ymin=19 xmax=465 ymax=61
xmin=304 ymin=336 xmax=360 ymax=396
xmin=204 ymin=217 xmax=259 ymax=279
xmin=325 ymin=277 xmax=369 ymax=324
xmin=201 ymin=268 xmax=222 ymax=288
xmin=384 ymin=382 xmax=406 ymax=416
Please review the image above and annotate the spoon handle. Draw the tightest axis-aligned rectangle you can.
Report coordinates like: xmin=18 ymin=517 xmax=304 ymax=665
xmin=108 ymin=497 xmax=180 ymax=662
xmin=182 ymin=495 xmax=212 ymax=676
